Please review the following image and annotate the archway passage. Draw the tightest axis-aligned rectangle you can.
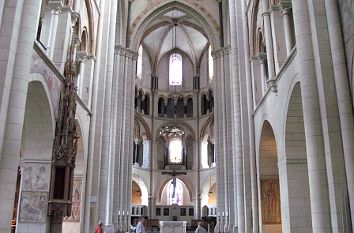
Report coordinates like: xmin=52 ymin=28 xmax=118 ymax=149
xmin=208 ymin=183 xmax=216 ymax=206
xmin=282 ymin=83 xmax=312 ymax=232
xmin=132 ymin=181 xmax=143 ymax=205
xmin=14 ymin=81 xmax=54 ymax=232
xmin=259 ymin=121 xmax=282 ymax=233
xmin=159 ymin=178 xmax=191 ymax=206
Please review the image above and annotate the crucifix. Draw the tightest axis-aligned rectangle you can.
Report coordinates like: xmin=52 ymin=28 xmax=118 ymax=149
xmin=162 ymin=170 xmax=187 ymax=198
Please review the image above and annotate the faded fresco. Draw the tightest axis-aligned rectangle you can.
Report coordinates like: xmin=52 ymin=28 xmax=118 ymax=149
xmin=64 ymin=178 xmax=82 ymax=222
xmin=30 ymin=51 xmax=63 ymax=117
xmin=261 ymin=180 xmax=281 ymax=224
xmin=19 ymin=192 xmax=48 ymax=223
xmin=22 ymin=165 xmax=50 ymax=192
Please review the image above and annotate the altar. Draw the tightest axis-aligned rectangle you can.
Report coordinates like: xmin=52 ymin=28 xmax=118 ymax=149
xmin=159 ymin=221 xmax=187 ymax=233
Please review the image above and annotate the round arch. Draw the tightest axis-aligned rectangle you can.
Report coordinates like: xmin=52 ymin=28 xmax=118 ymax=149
xmin=156 ymin=176 xmax=194 ymax=204
xmin=132 ymin=174 xmax=149 ymax=206
xmin=200 ymin=168 xmax=217 ymax=207
xmin=258 ymin=120 xmax=282 ymax=232
xmin=159 ymin=178 xmax=192 ymax=206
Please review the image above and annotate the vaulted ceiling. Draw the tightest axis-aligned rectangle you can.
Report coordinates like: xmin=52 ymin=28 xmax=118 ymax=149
xmin=141 ymin=10 xmax=209 ymax=68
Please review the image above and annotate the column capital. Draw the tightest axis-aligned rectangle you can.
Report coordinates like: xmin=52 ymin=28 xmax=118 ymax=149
xmin=258 ymin=52 xmax=267 ymax=63
xmin=211 ymin=47 xmax=230 ymax=58
xmin=76 ymin=51 xmax=88 ymax=62
xmin=115 ymin=45 xmax=139 ymax=60
xmin=279 ymin=0 xmax=292 ymax=13
xmin=262 ymin=10 xmax=271 ymax=17
xmin=48 ymin=1 xmax=63 ymax=11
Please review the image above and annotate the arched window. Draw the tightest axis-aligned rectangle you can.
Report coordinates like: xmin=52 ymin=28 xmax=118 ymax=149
xmin=169 ymin=53 xmax=182 ymax=85
xmin=137 ymin=45 xmax=143 ymax=79
xmin=168 ymin=179 xmax=183 ymax=205
xmin=208 ymin=45 xmax=213 ymax=79
xmin=169 ymin=138 xmax=183 ymax=163
xmin=80 ymin=30 xmax=88 ymax=52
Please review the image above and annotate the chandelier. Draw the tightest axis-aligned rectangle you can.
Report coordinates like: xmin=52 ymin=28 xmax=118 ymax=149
xmin=159 ymin=125 xmax=184 ymax=137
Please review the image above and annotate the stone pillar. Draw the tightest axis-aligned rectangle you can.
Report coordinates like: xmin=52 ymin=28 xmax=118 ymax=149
xmin=82 ymin=56 xmax=95 ymax=107
xmin=76 ymin=55 xmax=86 ymax=96
xmin=148 ymin=195 xmax=156 ymax=219
xmin=270 ymin=5 xmax=287 ymax=72
xmin=0 ymin=0 xmax=25 ymax=163
xmin=111 ymin=47 xmax=137 ymax=231
xmin=0 ymin=0 xmax=42 ymax=232
xmin=73 ymin=0 xmax=81 ymax=12
xmin=40 ymin=3 xmax=61 ymax=59
xmin=258 ymin=53 xmax=267 ymax=95
xmin=53 ymin=8 xmax=72 ymax=73
xmin=250 ymin=57 xmax=261 ymax=106
xmin=213 ymin=47 xmax=237 ymax=232
xmin=292 ymin=0 xmax=332 ymax=232
xmin=261 ymin=0 xmax=276 ymax=83
xmin=0 ymin=0 xmax=4 ymax=27
xmin=279 ymin=3 xmax=294 ymax=56
xmin=240 ymin=0 xmax=259 ymax=231
xmin=83 ymin=0 xmax=110 ymax=231
xmin=324 ymin=0 xmax=354 ymax=230
xmin=98 ymin=0 xmax=118 ymax=231
xmin=142 ymin=140 xmax=151 ymax=168
xmin=229 ymin=0 xmax=247 ymax=230
xmin=134 ymin=140 xmax=138 ymax=165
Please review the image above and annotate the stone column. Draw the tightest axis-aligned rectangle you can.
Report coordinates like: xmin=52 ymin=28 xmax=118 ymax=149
xmin=39 ymin=3 xmax=61 ymax=59
xmin=229 ymin=0 xmax=247 ymax=231
xmin=258 ymin=53 xmax=267 ymax=95
xmin=76 ymin=55 xmax=86 ymax=96
xmin=213 ymin=47 xmax=236 ymax=232
xmin=82 ymin=56 xmax=95 ymax=107
xmin=261 ymin=0 xmax=276 ymax=88
xmin=73 ymin=0 xmax=81 ymax=12
xmin=270 ymin=5 xmax=286 ymax=72
xmin=113 ymin=48 xmax=137 ymax=231
xmin=0 ymin=0 xmax=4 ymax=27
xmin=0 ymin=0 xmax=25 ymax=163
xmin=53 ymin=8 xmax=72 ymax=73
xmin=0 ymin=0 xmax=42 ymax=232
xmin=142 ymin=140 xmax=151 ymax=168
xmin=240 ymin=0 xmax=259 ymax=231
xmin=250 ymin=57 xmax=261 ymax=106
xmin=324 ymin=0 xmax=354 ymax=230
xmin=82 ymin=0 xmax=108 ymax=230
xmin=133 ymin=139 xmax=141 ymax=166
xmin=292 ymin=0 xmax=332 ymax=232
xmin=279 ymin=3 xmax=294 ymax=56
xmin=99 ymin=0 xmax=118 ymax=231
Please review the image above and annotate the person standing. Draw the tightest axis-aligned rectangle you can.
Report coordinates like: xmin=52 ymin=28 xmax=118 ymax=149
xmin=135 ymin=217 xmax=146 ymax=233
xmin=95 ymin=221 xmax=103 ymax=233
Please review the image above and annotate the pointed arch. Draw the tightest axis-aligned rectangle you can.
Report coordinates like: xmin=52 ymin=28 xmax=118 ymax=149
xmin=130 ymin=1 xmax=221 ymax=52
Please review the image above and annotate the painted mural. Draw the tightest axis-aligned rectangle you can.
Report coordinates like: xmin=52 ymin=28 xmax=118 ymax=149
xmin=64 ymin=178 xmax=82 ymax=222
xmin=261 ymin=180 xmax=281 ymax=224
xmin=30 ymin=51 xmax=63 ymax=117
xmin=19 ymin=191 xmax=48 ymax=223
xmin=22 ymin=165 xmax=50 ymax=192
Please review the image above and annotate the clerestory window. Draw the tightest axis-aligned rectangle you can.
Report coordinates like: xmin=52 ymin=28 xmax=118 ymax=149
xmin=137 ymin=45 xmax=143 ymax=79
xmin=169 ymin=138 xmax=183 ymax=163
xmin=169 ymin=53 xmax=182 ymax=85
